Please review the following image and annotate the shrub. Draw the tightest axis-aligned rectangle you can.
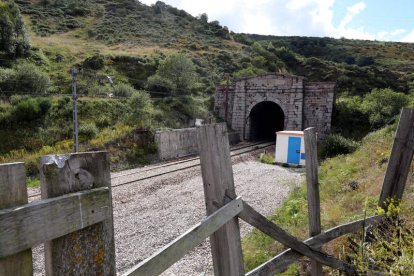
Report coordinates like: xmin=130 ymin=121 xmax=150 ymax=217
xmin=349 ymin=202 xmax=414 ymax=274
xmin=83 ymin=55 xmax=105 ymax=70
xmin=333 ymin=96 xmax=369 ymax=139
xmin=112 ymin=83 xmax=136 ymax=98
xmin=233 ymin=65 xmax=266 ymax=79
xmin=0 ymin=67 xmax=16 ymax=93
xmin=78 ymin=122 xmax=99 ymax=140
xmin=37 ymin=97 xmax=51 ymax=113
xmin=260 ymin=152 xmax=275 ymax=164
xmin=126 ymin=90 xmax=154 ymax=127
xmin=319 ymin=134 xmax=359 ymax=159
xmin=357 ymin=56 xmax=375 ymax=66
xmin=95 ymin=115 xmax=111 ymax=129
xmin=362 ymin=88 xmax=409 ymax=128
xmin=12 ymin=98 xmax=42 ymax=122
xmin=146 ymin=74 xmax=174 ymax=94
xmin=10 ymin=64 xmax=50 ymax=95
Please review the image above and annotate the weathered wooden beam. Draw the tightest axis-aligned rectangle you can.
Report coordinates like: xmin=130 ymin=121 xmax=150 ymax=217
xmin=0 ymin=162 xmax=33 ymax=275
xmin=0 ymin=187 xmax=111 ymax=258
xmin=197 ymin=123 xmax=245 ymax=276
xmin=124 ymin=197 xmax=244 ymax=276
xmin=239 ymin=201 xmax=357 ymax=274
xmin=304 ymin=127 xmax=322 ymax=275
xmin=40 ymin=151 xmax=116 ymax=275
xmin=378 ymin=108 xmax=414 ymax=209
xmin=246 ymin=214 xmax=384 ymax=276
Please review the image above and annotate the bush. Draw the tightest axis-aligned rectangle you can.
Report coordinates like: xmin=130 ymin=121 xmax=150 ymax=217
xmin=319 ymin=134 xmax=359 ymax=159
xmin=78 ymin=122 xmax=99 ymax=140
xmin=357 ymin=56 xmax=375 ymax=67
xmin=15 ymin=64 xmax=50 ymax=94
xmin=146 ymin=74 xmax=174 ymax=94
xmin=0 ymin=67 xmax=16 ymax=93
xmin=333 ymin=96 xmax=370 ymax=139
xmin=233 ymin=65 xmax=266 ymax=79
xmin=126 ymin=90 xmax=154 ymax=127
xmin=112 ymin=83 xmax=136 ymax=98
xmin=2 ymin=64 xmax=50 ymax=97
xmin=37 ymin=97 xmax=51 ymax=113
xmin=349 ymin=203 xmax=414 ymax=274
xmin=260 ymin=152 xmax=275 ymax=164
xmin=83 ymin=55 xmax=105 ymax=70
xmin=12 ymin=98 xmax=42 ymax=122
xmin=362 ymin=88 xmax=409 ymax=128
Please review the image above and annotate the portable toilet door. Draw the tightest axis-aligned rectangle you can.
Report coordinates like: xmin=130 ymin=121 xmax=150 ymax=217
xmin=275 ymin=131 xmax=305 ymax=166
xmin=287 ymin=136 xmax=301 ymax=165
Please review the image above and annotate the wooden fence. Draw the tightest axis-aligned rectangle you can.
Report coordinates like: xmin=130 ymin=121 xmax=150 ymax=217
xmin=0 ymin=152 xmax=115 ymax=275
xmin=0 ymin=108 xmax=413 ymax=275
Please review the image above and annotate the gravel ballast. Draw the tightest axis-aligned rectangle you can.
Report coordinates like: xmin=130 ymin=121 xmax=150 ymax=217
xmin=30 ymin=147 xmax=303 ymax=275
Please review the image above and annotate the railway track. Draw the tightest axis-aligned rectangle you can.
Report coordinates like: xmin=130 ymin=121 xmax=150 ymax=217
xmin=111 ymin=140 xmax=271 ymax=179
xmin=28 ymin=141 xmax=274 ymax=199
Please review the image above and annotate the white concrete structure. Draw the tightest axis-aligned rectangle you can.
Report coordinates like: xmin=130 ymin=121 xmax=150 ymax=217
xmin=275 ymin=131 xmax=306 ymax=166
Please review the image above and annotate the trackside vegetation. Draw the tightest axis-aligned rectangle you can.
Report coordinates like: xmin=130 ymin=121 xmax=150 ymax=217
xmin=243 ymin=124 xmax=414 ymax=274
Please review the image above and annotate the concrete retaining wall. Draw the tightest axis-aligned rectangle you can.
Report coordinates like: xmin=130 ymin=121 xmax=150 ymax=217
xmin=155 ymin=128 xmax=199 ymax=160
xmin=155 ymin=127 xmax=240 ymax=160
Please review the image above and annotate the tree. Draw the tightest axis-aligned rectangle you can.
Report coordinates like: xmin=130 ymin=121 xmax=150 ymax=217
xmin=198 ymin=13 xmax=208 ymax=23
xmin=155 ymin=53 xmax=197 ymax=95
xmin=0 ymin=0 xmax=30 ymax=56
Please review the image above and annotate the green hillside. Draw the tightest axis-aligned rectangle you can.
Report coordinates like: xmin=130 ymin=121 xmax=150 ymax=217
xmin=9 ymin=0 xmax=414 ymax=95
xmin=0 ymin=0 xmax=413 ymax=173
xmin=1 ymin=1 xmax=414 ymax=273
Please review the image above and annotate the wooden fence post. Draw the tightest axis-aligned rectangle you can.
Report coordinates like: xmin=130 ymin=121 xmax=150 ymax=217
xmin=0 ymin=162 xmax=33 ymax=276
xmin=39 ymin=151 xmax=116 ymax=275
xmin=304 ymin=128 xmax=322 ymax=276
xmin=378 ymin=108 xmax=414 ymax=209
xmin=197 ymin=124 xmax=244 ymax=276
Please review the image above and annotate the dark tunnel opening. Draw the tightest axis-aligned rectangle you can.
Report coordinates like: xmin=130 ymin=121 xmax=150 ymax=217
xmin=249 ymin=101 xmax=285 ymax=141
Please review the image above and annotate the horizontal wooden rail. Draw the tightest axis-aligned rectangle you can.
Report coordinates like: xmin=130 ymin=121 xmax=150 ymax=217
xmin=0 ymin=187 xmax=111 ymax=258
xmin=124 ymin=197 xmax=243 ymax=276
xmin=239 ymin=201 xmax=357 ymax=274
xmin=247 ymin=214 xmax=384 ymax=276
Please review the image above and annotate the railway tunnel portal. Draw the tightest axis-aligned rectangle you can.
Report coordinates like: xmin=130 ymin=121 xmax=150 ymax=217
xmin=214 ymin=73 xmax=336 ymax=141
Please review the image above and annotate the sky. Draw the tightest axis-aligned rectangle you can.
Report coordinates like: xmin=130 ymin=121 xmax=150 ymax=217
xmin=139 ymin=0 xmax=414 ymax=42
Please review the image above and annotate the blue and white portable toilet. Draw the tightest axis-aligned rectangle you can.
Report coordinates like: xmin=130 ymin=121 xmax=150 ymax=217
xmin=275 ymin=131 xmax=306 ymax=166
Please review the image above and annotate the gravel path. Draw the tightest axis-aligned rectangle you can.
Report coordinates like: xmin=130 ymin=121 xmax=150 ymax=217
xmin=30 ymin=147 xmax=303 ymax=275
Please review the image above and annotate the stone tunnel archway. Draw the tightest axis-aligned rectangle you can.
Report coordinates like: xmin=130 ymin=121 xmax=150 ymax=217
xmin=249 ymin=101 xmax=285 ymax=141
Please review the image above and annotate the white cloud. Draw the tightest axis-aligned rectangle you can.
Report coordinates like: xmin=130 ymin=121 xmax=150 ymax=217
xmin=138 ymin=0 xmax=408 ymax=42
xmin=338 ymin=2 xmax=366 ymax=30
xmin=390 ymin=29 xmax=406 ymax=36
xmin=401 ymin=30 xmax=414 ymax=42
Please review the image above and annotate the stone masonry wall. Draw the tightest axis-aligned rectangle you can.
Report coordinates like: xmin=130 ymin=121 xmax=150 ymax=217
xmin=214 ymin=73 xmax=336 ymax=140
xmin=243 ymin=74 xmax=304 ymax=140
xmin=214 ymin=85 xmax=235 ymax=124
xmin=303 ymin=82 xmax=336 ymax=138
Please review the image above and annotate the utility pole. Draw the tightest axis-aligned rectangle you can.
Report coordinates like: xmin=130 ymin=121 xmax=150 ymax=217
xmin=72 ymin=67 xmax=79 ymax=152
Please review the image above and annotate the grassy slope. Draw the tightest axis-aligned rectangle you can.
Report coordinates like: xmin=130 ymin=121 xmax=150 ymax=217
xmin=2 ymin=1 xmax=414 ymax=178
xmin=13 ymin=0 xmax=414 ymax=96
xmin=242 ymin=124 xmax=414 ymax=273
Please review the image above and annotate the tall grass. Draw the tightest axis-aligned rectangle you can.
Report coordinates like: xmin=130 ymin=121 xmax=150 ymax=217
xmin=242 ymin=124 xmax=407 ymax=273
